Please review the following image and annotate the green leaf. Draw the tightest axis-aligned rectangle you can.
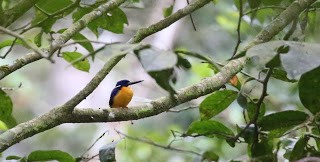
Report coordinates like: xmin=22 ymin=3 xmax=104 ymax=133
xmin=0 ymin=120 xmax=8 ymax=130
xmin=28 ymin=150 xmax=75 ymax=162
xmin=186 ymin=120 xmax=234 ymax=139
xmin=73 ymin=7 xmax=128 ymax=36
xmin=149 ymin=69 xmax=176 ymax=95
xmin=0 ymin=39 xmax=23 ymax=49
xmin=200 ymin=90 xmax=237 ymax=120
xmin=299 ymin=66 xmax=320 ymax=114
xmin=263 ymin=68 xmax=296 ymax=82
xmin=137 ymin=47 xmax=178 ymax=95
xmin=201 ymin=150 xmax=219 ymax=161
xmin=289 ymin=136 xmax=309 ymax=161
xmin=57 ymin=29 xmax=94 ymax=53
xmin=62 ymin=52 xmax=90 ymax=72
xmin=176 ymin=54 xmax=191 ymax=69
xmin=6 ymin=155 xmax=21 ymax=160
xmin=247 ymin=101 xmax=265 ymax=121
xmin=250 ymin=137 xmax=273 ymax=161
xmin=99 ymin=140 xmax=121 ymax=162
xmin=0 ymin=89 xmax=13 ymax=120
xmin=36 ymin=0 xmax=73 ymax=14
xmin=247 ymin=41 xmax=320 ymax=79
xmin=34 ymin=30 xmax=43 ymax=47
xmin=258 ymin=110 xmax=309 ymax=137
xmin=163 ymin=5 xmax=173 ymax=18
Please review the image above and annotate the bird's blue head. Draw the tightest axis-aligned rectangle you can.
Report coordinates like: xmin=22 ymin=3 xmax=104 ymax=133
xmin=115 ymin=79 xmax=143 ymax=87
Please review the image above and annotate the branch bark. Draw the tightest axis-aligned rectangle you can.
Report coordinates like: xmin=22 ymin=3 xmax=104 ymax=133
xmin=1 ymin=0 xmax=40 ymax=27
xmin=0 ymin=0 xmax=127 ymax=80
xmin=0 ymin=57 xmax=247 ymax=152
xmin=239 ymin=0 xmax=316 ymax=53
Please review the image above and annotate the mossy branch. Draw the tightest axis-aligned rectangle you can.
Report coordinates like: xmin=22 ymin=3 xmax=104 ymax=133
xmin=0 ymin=57 xmax=247 ymax=152
xmin=0 ymin=0 xmax=127 ymax=80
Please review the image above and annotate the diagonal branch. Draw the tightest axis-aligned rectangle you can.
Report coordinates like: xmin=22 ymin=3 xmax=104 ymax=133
xmin=129 ymin=0 xmax=213 ymax=43
xmin=0 ymin=26 xmax=47 ymax=59
xmin=237 ymin=0 xmax=316 ymax=54
xmin=0 ymin=57 xmax=247 ymax=152
xmin=0 ymin=0 xmax=127 ymax=80
xmin=1 ymin=0 xmax=41 ymax=27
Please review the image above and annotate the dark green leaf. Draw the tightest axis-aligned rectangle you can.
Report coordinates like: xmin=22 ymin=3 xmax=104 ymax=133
xmin=99 ymin=140 xmax=121 ymax=162
xmin=176 ymin=54 xmax=191 ymax=69
xmin=0 ymin=89 xmax=13 ymax=120
xmin=299 ymin=66 xmax=320 ymax=114
xmin=62 ymin=52 xmax=90 ymax=72
xmin=263 ymin=68 xmax=296 ymax=82
xmin=28 ymin=150 xmax=75 ymax=162
xmin=237 ymin=125 xmax=255 ymax=144
xmin=258 ymin=110 xmax=309 ymax=137
xmin=248 ymin=0 xmax=261 ymax=9
xmin=6 ymin=155 xmax=21 ymax=160
xmin=289 ymin=136 xmax=309 ymax=161
xmin=237 ymin=92 xmax=247 ymax=109
xmin=137 ymin=47 xmax=178 ymax=95
xmin=31 ymin=10 xmax=57 ymax=33
xmin=201 ymin=150 xmax=219 ymax=161
xmin=58 ymin=29 xmax=94 ymax=53
xmin=149 ymin=69 xmax=176 ymax=95
xmin=247 ymin=101 xmax=265 ymax=121
xmin=250 ymin=138 xmax=273 ymax=161
xmin=73 ymin=7 xmax=128 ymax=36
xmin=186 ymin=120 xmax=234 ymax=139
xmin=200 ymin=90 xmax=237 ymax=120
xmin=163 ymin=5 xmax=173 ymax=18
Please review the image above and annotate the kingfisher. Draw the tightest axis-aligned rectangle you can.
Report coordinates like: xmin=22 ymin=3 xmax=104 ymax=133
xmin=109 ymin=79 xmax=143 ymax=108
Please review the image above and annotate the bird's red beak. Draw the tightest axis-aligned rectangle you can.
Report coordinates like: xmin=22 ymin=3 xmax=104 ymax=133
xmin=128 ymin=80 xmax=143 ymax=85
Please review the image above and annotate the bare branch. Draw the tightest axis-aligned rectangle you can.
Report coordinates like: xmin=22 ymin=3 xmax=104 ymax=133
xmin=231 ymin=0 xmax=243 ymax=59
xmin=116 ymin=130 xmax=202 ymax=156
xmin=0 ymin=26 xmax=48 ymax=59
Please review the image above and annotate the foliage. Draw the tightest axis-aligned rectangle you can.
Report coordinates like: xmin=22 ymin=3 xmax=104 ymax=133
xmin=0 ymin=0 xmax=320 ymax=161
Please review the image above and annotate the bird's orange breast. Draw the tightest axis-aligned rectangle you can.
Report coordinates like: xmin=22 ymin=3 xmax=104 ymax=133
xmin=111 ymin=87 xmax=133 ymax=108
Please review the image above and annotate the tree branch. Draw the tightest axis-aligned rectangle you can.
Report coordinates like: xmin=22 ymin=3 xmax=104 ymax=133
xmin=129 ymin=0 xmax=213 ymax=43
xmin=0 ymin=57 xmax=247 ymax=152
xmin=235 ymin=0 xmax=316 ymax=57
xmin=0 ymin=0 xmax=127 ymax=80
xmin=1 ymin=0 xmax=40 ymax=27
xmin=0 ymin=26 xmax=47 ymax=59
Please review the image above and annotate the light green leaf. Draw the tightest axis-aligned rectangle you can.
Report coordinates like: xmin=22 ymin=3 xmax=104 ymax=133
xmin=62 ymin=52 xmax=90 ymax=72
xmin=163 ymin=5 xmax=173 ymax=18
xmin=200 ymin=90 xmax=237 ymax=120
xmin=28 ymin=150 xmax=75 ymax=162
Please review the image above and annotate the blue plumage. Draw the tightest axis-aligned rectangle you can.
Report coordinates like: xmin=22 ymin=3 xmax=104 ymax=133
xmin=109 ymin=79 xmax=143 ymax=108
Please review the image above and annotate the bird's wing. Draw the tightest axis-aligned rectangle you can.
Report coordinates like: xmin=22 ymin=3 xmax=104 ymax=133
xmin=109 ymin=87 xmax=120 ymax=107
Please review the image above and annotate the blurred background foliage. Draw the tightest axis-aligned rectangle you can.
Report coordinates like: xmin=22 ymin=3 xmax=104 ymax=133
xmin=0 ymin=0 xmax=320 ymax=161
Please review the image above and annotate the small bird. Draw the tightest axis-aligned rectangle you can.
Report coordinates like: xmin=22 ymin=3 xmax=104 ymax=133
xmin=109 ymin=79 xmax=143 ymax=108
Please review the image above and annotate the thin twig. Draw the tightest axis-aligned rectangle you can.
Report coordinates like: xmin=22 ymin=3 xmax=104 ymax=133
xmin=0 ymin=38 xmax=18 ymax=59
xmin=283 ymin=18 xmax=298 ymax=40
xmin=1 ymin=83 xmax=22 ymax=91
xmin=251 ymin=68 xmax=273 ymax=150
xmin=116 ymin=130 xmax=202 ymax=156
xmin=168 ymin=106 xmax=198 ymax=113
xmin=0 ymin=26 xmax=49 ymax=61
xmin=231 ymin=0 xmax=243 ymax=59
xmin=244 ymin=6 xmax=286 ymax=15
xmin=186 ymin=0 xmax=197 ymax=31
xmin=81 ymin=130 xmax=109 ymax=157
